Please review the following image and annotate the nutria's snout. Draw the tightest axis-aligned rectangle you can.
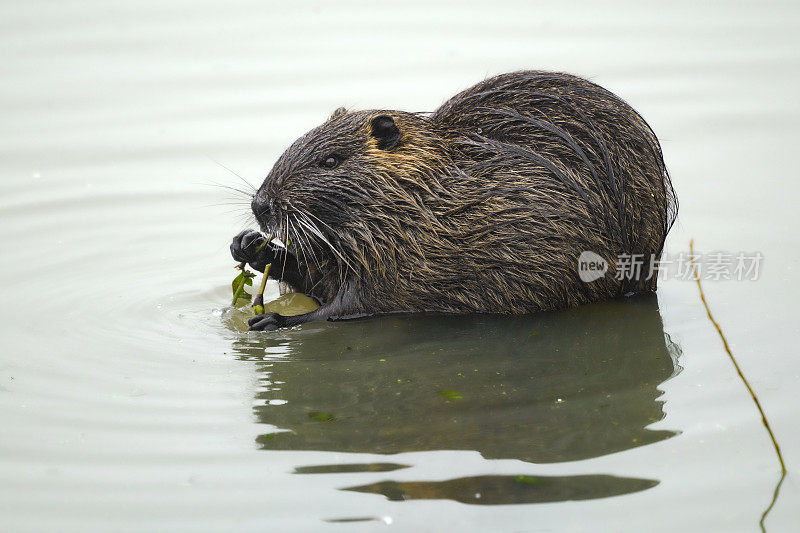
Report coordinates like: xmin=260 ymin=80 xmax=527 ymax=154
xmin=250 ymin=195 xmax=277 ymax=233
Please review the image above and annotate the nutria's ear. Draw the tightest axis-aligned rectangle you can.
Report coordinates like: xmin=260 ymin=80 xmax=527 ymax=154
xmin=370 ymin=115 xmax=402 ymax=151
xmin=328 ymin=107 xmax=347 ymax=121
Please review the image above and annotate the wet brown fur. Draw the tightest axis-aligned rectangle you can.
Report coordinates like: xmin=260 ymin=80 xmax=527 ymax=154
xmin=250 ymin=70 xmax=677 ymax=322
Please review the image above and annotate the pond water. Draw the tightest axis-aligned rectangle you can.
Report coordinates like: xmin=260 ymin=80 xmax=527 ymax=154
xmin=1 ymin=1 xmax=798 ymax=531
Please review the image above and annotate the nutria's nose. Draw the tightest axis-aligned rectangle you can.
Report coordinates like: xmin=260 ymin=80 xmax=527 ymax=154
xmin=251 ymin=195 xmax=274 ymax=225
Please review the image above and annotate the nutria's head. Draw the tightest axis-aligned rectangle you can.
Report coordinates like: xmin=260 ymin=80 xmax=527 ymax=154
xmin=252 ymin=108 xmax=450 ymax=276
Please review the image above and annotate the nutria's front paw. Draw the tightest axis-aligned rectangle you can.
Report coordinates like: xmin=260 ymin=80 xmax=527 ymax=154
xmin=230 ymin=229 xmax=275 ymax=272
xmin=248 ymin=312 xmax=285 ymax=331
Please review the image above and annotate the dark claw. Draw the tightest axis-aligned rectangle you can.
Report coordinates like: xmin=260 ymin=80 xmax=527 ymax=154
xmin=231 ymin=229 xmax=264 ymax=262
xmin=231 ymin=229 xmax=277 ymax=271
xmin=241 ymin=230 xmax=263 ymax=251
xmin=249 ymin=312 xmax=285 ymax=331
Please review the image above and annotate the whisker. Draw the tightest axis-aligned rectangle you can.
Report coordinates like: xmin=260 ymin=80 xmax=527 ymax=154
xmin=203 ymin=202 xmax=252 ymax=208
xmin=295 ymin=213 xmax=347 ymax=286
xmin=200 ymin=181 xmax=254 ymax=198
xmin=288 ymin=213 xmax=331 ymax=295
xmin=291 ymin=213 xmax=323 ymax=276
xmin=208 ymin=158 xmax=258 ymax=192
xmin=281 ymin=214 xmax=289 ymax=288
xmin=212 ymin=209 xmax=255 ymax=219
xmin=297 ymin=216 xmax=356 ymax=278
xmin=288 ymin=217 xmax=315 ymax=289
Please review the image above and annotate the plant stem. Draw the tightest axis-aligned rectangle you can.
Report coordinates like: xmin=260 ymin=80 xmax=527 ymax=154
xmin=252 ymin=263 xmax=272 ymax=315
xmin=251 ymin=233 xmax=275 ymax=315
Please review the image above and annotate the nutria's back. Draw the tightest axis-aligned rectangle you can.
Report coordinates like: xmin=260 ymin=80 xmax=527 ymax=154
xmin=425 ymin=71 xmax=676 ymax=308
xmin=242 ymin=70 xmax=677 ymax=329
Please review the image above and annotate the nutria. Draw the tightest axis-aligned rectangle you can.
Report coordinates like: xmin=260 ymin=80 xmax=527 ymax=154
xmin=230 ymin=70 xmax=677 ymax=330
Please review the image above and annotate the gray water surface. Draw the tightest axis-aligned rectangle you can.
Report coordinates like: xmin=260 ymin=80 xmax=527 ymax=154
xmin=1 ymin=1 xmax=799 ymax=531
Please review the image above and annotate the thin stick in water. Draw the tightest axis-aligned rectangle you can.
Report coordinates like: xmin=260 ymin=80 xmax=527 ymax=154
xmin=689 ymin=239 xmax=786 ymax=532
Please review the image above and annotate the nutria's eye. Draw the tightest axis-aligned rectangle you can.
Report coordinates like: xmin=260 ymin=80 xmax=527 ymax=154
xmin=320 ymin=155 xmax=341 ymax=169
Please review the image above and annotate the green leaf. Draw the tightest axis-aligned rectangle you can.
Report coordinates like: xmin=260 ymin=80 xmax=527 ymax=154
xmin=308 ymin=411 xmax=335 ymax=422
xmin=261 ymin=292 xmax=320 ymax=316
xmin=231 ymin=270 xmax=255 ymax=306
xmin=437 ymin=389 xmax=463 ymax=400
xmin=514 ymin=475 xmax=544 ymax=485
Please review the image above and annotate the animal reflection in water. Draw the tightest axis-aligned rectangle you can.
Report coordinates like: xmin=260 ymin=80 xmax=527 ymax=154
xmin=229 ymin=294 xmax=679 ymax=505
